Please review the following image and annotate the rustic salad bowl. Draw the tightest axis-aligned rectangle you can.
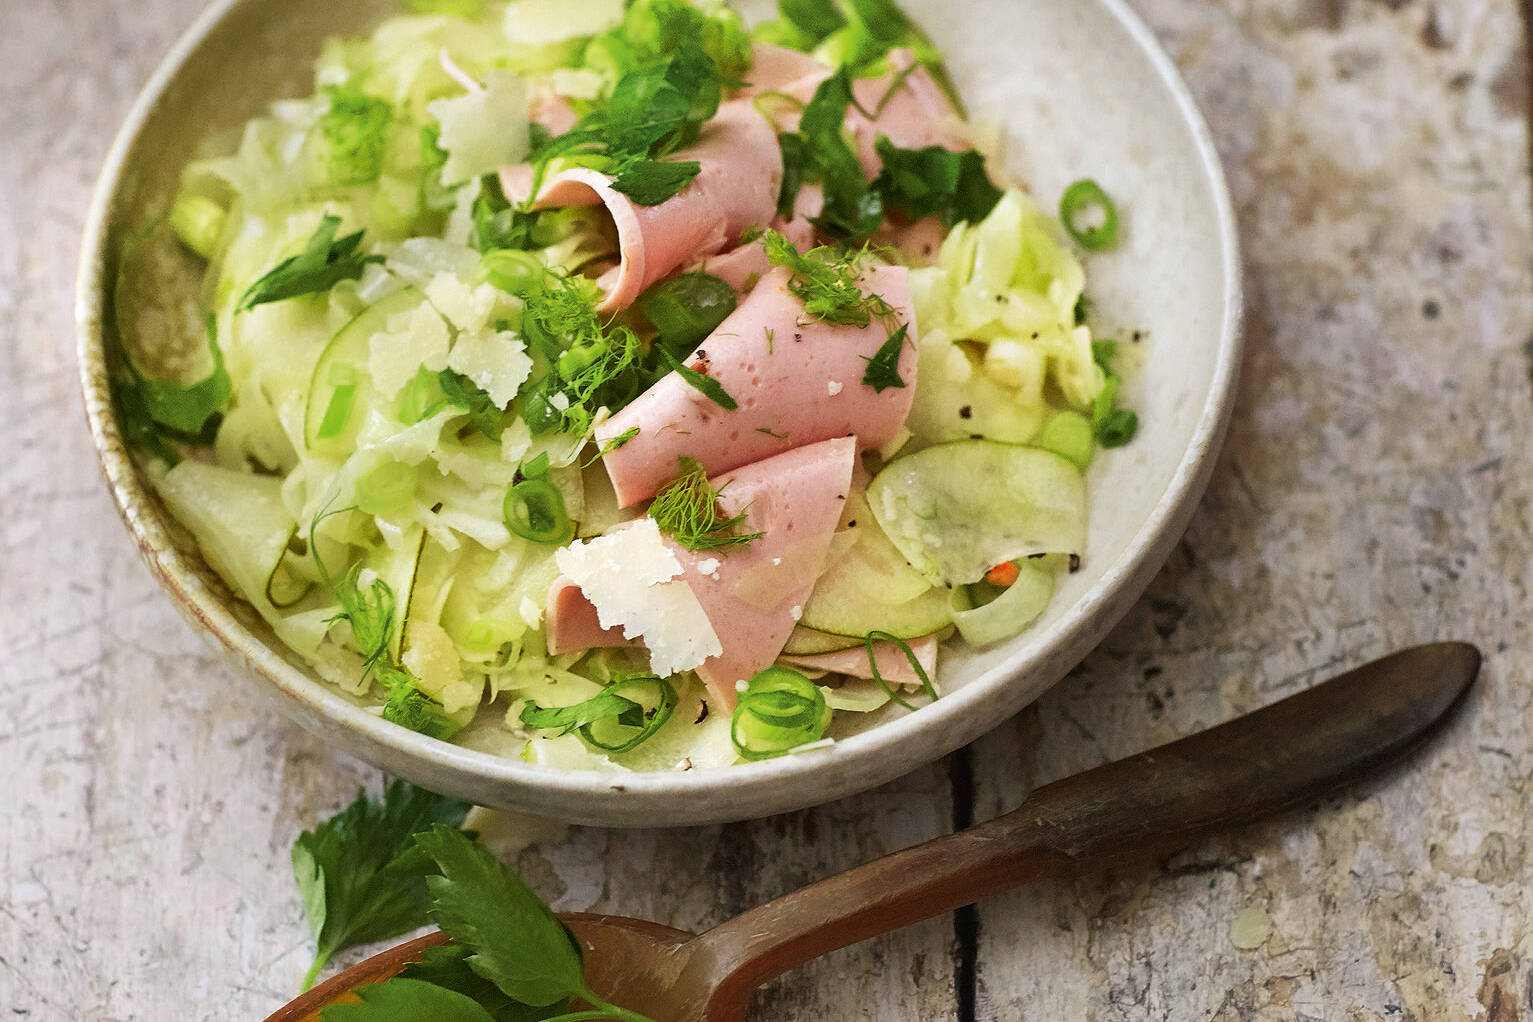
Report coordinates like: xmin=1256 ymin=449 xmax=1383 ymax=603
xmin=77 ymin=0 xmax=1242 ymax=826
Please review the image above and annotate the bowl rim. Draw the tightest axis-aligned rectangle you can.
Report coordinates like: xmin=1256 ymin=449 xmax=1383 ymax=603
xmin=76 ymin=0 xmax=1244 ymax=823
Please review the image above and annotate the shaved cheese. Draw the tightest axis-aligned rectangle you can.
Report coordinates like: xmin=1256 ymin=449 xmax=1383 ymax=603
xmin=446 ymin=329 xmax=533 ymax=409
xmin=369 ymin=304 xmax=451 ymax=398
xmin=424 ymin=273 xmax=500 ymax=331
xmin=427 ymin=71 xmax=530 ymax=186
xmin=555 ymin=520 xmax=721 ymax=676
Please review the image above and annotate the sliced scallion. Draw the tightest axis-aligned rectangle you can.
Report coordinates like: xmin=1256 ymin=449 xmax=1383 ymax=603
xmin=520 ymin=674 xmax=678 ymax=754
xmin=863 ymin=630 xmax=939 ymax=710
xmin=503 ymin=478 xmax=573 ymax=545
xmin=730 ymin=667 xmax=829 ymax=760
xmin=1059 ymin=179 xmax=1119 ymax=251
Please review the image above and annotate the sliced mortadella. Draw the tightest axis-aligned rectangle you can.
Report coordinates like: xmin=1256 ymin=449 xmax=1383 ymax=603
xmin=738 ymin=43 xmax=832 ymax=98
xmin=681 ymin=437 xmax=855 ymax=706
xmin=595 ymin=264 xmax=918 ymax=506
xmin=844 ymin=50 xmax=968 ymax=178
xmin=543 ymin=438 xmax=856 ymax=709
xmin=769 ymin=49 xmax=968 ymax=180
xmin=498 ymin=100 xmax=782 ymax=313
xmin=779 ymin=633 xmax=939 ymax=686
xmin=545 ymin=577 xmax=630 ymax=655
xmin=694 ymin=216 xmax=815 ymax=295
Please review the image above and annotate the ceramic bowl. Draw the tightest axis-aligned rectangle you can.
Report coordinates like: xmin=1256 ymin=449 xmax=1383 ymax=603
xmin=77 ymin=0 xmax=1242 ymax=826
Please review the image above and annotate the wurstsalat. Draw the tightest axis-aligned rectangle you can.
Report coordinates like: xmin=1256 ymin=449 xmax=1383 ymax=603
xmin=112 ymin=0 xmax=1139 ymax=769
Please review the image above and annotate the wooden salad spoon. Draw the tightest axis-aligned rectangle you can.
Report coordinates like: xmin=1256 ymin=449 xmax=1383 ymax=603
xmin=268 ymin=642 xmax=1480 ymax=1022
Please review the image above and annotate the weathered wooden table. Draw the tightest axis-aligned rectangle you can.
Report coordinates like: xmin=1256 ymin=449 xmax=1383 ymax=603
xmin=5 ymin=1 xmax=1531 ymax=1018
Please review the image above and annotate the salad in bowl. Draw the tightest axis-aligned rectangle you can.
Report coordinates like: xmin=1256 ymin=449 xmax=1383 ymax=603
xmin=109 ymin=0 xmax=1139 ymax=773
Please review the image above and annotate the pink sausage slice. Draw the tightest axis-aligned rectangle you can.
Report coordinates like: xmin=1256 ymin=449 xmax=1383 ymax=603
xmin=545 ymin=577 xmax=628 ymax=655
xmin=499 ymin=100 xmax=782 ymax=314
xmin=596 ymin=264 xmax=917 ymax=507
xmin=544 ymin=438 xmax=856 ymax=710
xmin=767 ymin=48 xmax=967 ymax=180
xmin=693 ymin=216 xmax=816 ymax=295
xmin=778 ymin=634 xmax=939 ymax=688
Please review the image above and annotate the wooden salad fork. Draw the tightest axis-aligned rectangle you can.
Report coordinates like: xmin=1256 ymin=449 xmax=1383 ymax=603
xmin=269 ymin=642 xmax=1480 ymax=1022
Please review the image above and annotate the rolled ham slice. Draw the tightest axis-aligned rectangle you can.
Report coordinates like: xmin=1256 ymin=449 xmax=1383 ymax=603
xmin=545 ymin=438 xmax=856 ymax=709
xmin=595 ymin=264 xmax=918 ymax=507
xmin=765 ymin=48 xmax=968 ymax=181
xmin=779 ymin=633 xmax=939 ymax=688
xmin=693 ymin=216 xmax=815 ymax=295
xmin=499 ymin=100 xmax=782 ymax=313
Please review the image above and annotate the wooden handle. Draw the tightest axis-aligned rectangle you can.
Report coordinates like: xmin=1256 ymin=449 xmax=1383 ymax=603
xmin=686 ymin=643 xmax=1478 ymax=1014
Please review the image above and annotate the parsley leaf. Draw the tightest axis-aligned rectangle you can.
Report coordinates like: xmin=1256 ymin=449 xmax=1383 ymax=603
xmin=779 ymin=66 xmax=883 ymax=239
xmin=378 ymin=665 xmax=464 ymax=741
xmin=659 ymin=348 xmax=738 ymax=410
xmin=606 ymin=0 xmax=753 ymax=85
xmin=861 ymin=323 xmax=909 ymax=392
xmin=292 ymin=781 xmax=472 ymax=991
xmin=529 ymin=43 xmax=723 ymax=208
xmin=756 ymin=0 xmax=848 ymax=50
xmin=397 ymin=946 xmax=571 ymax=1021
xmin=1089 ymin=340 xmax=1140 ymax=448
xmin=239 ymin=215 xmax=382 ymax=311
xmin=649 ymin=457 xmax=763 ymax=552
xmin=761 ymin=229 xmax=893 ymax=327
xmin=439 ymin=370 xmax=503 ymax=440
xmin=317 ymin=978 xmax=498 ymax=1022
xmin=609 ymin=158 xmax=702 ymax=205
xmin=416 ymin=827 xmax=588 ymax=1009
xmin=112 ymin=313 xmax=231 ymax=463
xmin=871 ymin=138 xmax=1002 ymax=227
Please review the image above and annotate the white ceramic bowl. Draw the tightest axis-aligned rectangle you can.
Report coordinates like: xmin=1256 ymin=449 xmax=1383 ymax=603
xmin=77 ymin=0 xmax=1242 ymax=826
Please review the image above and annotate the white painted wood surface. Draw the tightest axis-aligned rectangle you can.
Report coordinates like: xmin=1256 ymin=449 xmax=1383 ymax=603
xmin=3 ymin=1 xmax=1530 ymax=1020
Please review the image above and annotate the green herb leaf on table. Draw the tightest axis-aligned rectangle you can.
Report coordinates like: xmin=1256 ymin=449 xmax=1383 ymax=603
xmin=292 ymin=781 xmax=472 ymax=991
xmin=318 ymin=978 xmax=499 ymax=1022
xmin=860 ymin=323 xmax=909 ymax=393
xmin=415 ymin=827 xmax=588 ymax=1008
xmin=239 ymin=215 xmax=382 ymax=311
xmin=658 ymin=348 xmax=738 ymax=411
xmin=649 ymin=457 xmax=762 ymax=552
xmin=399 ymin=945 xmax=573 ymax=1022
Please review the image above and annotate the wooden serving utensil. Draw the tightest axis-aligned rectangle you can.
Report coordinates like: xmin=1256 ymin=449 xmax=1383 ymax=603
xmin=267 ymin=642 xmax=1480 ymax=1022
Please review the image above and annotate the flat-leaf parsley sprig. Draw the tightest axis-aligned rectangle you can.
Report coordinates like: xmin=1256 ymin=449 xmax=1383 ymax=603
xmin=292 ymin=780 xmax=472 ymax=991
xmin=298 ymin=810 xmax=661 ymax=1022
